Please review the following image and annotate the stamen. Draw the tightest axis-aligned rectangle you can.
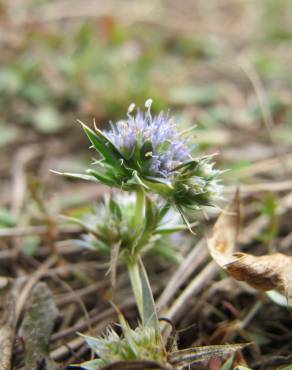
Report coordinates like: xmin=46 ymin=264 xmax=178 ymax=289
xmin=145 ymin=98 xmax=153 ymax=109
xmin=128 ymin=103 xmax=135 ymax=113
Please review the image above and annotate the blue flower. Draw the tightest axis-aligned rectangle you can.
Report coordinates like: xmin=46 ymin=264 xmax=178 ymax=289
xmin=105 ymin=99 xmax=191 ymax=178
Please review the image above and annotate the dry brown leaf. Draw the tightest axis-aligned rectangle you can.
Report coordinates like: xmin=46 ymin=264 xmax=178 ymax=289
xmin=0 ymin=277 xmax=17 ymax=370
xmin=226 ymin=252 xmax=292 ymax=298
xmin=207 ymin=191 xmax=292 ymax=301
xmin=207 ymin=189 xmax=241 ymax=267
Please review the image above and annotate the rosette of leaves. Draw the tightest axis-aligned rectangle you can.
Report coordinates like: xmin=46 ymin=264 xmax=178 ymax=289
xmin=60 ymin=100 xmax=222 ymax=219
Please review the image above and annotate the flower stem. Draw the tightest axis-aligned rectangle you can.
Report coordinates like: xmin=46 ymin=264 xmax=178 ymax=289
xmin=134 ymin=190 xmax=145 ymax=230
xmin=127 ymin=261 xmax=144 ymax=322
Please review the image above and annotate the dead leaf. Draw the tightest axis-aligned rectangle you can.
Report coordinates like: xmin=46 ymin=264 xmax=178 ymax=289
xmin=20 ymin=282 xmax=59 ymax=370
xmin=207 ymin=189 xmax=241 ymax=267
xmin=226 ymin=252 xmax=292 ymax=298
xmin=0 ymin=277 xmax=17 ymax=370
xmin=208 ymin=191 xmax=292 ymax=301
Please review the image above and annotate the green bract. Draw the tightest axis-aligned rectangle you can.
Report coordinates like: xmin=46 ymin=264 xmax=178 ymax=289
xmin=70 ymin=193 xmax=186 ymax=264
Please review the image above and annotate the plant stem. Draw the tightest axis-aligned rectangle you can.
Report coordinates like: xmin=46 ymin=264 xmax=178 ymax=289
xmin=128 ymin=191 xmax=160 ymax=334
xmin=127 ymin=261 xmax=144 ymax=322
xmin=134 ymin=190 xmax=145 ymax=230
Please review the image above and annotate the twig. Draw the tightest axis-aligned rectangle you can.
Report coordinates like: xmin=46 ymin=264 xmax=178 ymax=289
xmin=157 ymin=239 xmax=207 ymax=311
xmin=15 ymin=254 xmax=58 ymax=322
xmin=164 ymin=262 xmax=219 ymax=324
xmin=0 ymin=223 xmax=80 ymax=238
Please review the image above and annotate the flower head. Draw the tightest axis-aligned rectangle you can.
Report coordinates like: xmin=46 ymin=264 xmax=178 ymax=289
xmin=106 ymin=99 xmax=191 ymax=178
xmin=62 ymin=100 xmax=223 ymax=213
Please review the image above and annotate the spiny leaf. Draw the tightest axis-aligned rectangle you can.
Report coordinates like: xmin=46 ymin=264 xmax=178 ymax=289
xmin=154 ymin=224 xmax=193 ymax=234
xmin=79 ymin=121 xmax=124 ymax=173
xmin=87 ymin=169 xmax=117 ymax=186
xmin=51 ymin=169 xmax=97 ymax=182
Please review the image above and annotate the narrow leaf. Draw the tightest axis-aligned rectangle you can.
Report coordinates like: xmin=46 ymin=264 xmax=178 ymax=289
xmin=87 ymin=169 xmax=117 ymax=186
xmin=138 ymin=258 xmax=160 ymax=333
xmin=80 ymin=122 xmax=123 ymax=172
xmin=51 ymin=170 xmax=97 ymax=182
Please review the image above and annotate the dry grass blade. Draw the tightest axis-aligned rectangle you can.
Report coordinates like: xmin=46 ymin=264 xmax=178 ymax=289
xmin=168 ymin=343 xmax=249 ymax=367
xmin=15 ymin=254 xmax=58 ymax=322
xmin=0 ymin=277 xmax=17 ymax=370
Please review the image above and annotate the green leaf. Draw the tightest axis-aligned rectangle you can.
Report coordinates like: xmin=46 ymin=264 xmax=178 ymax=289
xmin=33 ymin=106 xmax=63 ymax=134
xmin=169 ymin=85 xmax=219 ymax=105
xmin=0 ymin=207 xmax=18 ymax=227
xmin=0 ymin=124 xmax=18 ymax=147
xmin=87 ymin=169 xmax=116 ymax=186
xmin=145 ymin=195 xmax=158 ymax=230
xmin=154 ymin=225 xmax=189 ymax=234
xmin=79 ymin=122 xmax=124 ymax=173
xmin=73 ymin=359 xmax=104 ymax=369
xmin=138 ymin=258 xmax=160 ymax=333
xmin=22 ymin=236 xmax=40 ymax=256
xmin=220 ymin=354 xmax=234 ymax=370
xmin=52 ymin=170 xmax=97 ymax=182
xmin=127 ymin=171 xmax=149 ymax=189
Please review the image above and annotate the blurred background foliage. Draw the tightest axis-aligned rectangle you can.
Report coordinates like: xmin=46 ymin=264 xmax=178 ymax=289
xmin=1 ymin=0 xmax=292 ymax=187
